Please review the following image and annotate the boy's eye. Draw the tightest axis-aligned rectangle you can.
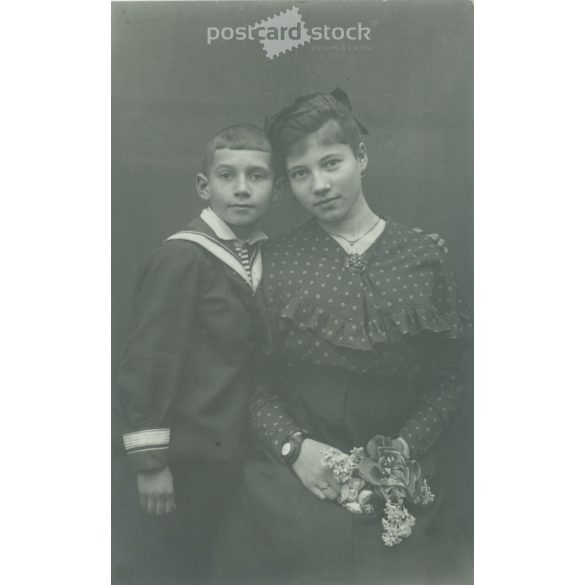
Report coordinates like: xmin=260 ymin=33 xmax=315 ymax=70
xmin=249 ymin=172 xmax=268 ymax=181
xmin=217 ymin=170 xmax=233 ymax=180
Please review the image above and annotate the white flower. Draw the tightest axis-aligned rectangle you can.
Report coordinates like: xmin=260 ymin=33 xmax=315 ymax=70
xmin=381 ymin=503 xmax=416 ymax=548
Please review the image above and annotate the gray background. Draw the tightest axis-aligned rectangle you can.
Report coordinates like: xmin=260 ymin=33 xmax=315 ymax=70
xmin=112 ymin=1 xmax=473 ymax=582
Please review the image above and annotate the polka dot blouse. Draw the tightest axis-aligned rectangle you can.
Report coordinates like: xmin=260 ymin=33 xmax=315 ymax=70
xmin=250 ymin=218 xmax=472 ymax=460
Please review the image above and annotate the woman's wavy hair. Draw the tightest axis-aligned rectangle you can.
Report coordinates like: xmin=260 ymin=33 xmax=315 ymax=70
xmin=265 ymin=89 xmax=368 ymax=177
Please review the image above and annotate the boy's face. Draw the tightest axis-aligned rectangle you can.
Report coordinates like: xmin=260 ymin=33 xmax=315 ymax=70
xmin=197 ymin=148 xmax=274 ymax=229
xmin=284 ymin=122 xmax=368 ymax=226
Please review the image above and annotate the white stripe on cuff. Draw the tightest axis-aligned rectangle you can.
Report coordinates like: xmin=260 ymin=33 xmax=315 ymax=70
xmin=123 ymin=428 xmax=170 ymax=451
xmin=127 ymin=446 xmax=169 ymax=454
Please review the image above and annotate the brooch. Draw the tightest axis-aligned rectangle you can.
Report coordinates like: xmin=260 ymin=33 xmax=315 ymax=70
xmin=345 ymin=253 xmax=367 ymax=274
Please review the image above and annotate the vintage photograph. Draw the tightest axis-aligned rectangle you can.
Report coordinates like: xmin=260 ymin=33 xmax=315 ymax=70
xmin=112 ymin=1 xmax=474 ymax=583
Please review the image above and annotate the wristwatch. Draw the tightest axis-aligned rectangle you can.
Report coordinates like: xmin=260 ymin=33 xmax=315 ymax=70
xmin=280 ymin=431 xmax=307 ymax=465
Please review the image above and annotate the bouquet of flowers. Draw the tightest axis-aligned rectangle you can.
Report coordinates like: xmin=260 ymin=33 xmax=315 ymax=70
xmin=321 ymin=436 xmax=434 ymax=548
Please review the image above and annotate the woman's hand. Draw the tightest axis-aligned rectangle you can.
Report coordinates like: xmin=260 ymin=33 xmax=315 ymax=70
xmin=291 ymin=438 xmax=344 ymax=501
xmin=137 ymin=466 xmax=176 ymax=515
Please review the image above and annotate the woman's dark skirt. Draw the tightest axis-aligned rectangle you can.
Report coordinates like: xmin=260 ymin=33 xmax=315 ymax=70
xmin=211 ymin=366 xmax=472 ymax=585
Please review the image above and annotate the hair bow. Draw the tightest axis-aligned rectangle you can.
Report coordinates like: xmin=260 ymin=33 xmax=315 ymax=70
xmin=264 ymin=87 xmax=369 ymax=137
xmin=329 ymin=87 xmax=370 ymax=135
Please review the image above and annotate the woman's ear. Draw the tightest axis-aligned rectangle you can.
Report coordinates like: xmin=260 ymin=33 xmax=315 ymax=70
xmin=196 ymin=173 xmax=210 ymax=201
xmin=271 ymin=177 xmax=286 ymax=202
xmin=357 ymin=142 xmax=368 ymax=173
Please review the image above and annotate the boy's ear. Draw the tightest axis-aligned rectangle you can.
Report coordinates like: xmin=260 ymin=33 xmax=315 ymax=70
xmin=357 ymin=142 xmax=368 ymax=173
xmin=271 ymin=177 xmax=286 ymax=202
xmin=196 ymin=173 xmax=210 ymax=201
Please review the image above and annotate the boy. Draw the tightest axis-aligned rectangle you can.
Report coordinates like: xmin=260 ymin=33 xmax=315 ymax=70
xmin=117 ymin=124 xmax=277 ymax=582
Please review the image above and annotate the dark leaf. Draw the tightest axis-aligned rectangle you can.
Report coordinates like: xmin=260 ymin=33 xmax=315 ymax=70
xmin=359 ymin=458 xmax=384 ymax=485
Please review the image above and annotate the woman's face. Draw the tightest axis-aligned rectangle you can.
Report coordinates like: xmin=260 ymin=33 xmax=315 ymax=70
xmin=284 ymin=121 xmax=368 ymax=225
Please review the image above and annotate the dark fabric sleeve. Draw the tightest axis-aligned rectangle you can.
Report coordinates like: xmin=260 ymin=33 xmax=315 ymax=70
xmin=117 ymin=243 xmax=202 ymax=472
xmin=249 ymin=356 xmax=303 ymax=460
xmin=398 ymin=242 xmax=472 ymax=460
xmin=399 ymin=342 xmax=466 ymax=460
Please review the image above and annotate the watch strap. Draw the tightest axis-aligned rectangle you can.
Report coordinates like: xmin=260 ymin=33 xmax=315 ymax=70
xmin=280 ymin=430 xmax=307 ymax=465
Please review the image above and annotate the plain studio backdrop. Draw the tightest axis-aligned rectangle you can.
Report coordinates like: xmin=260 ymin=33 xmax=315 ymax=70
xmin=111 ymin=1 xmax=473 ymax=582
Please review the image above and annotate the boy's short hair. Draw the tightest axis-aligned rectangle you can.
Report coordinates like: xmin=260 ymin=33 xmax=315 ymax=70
xmin=202 ymin=124 xmax=272 ymax=175
xmin=265 ymin=93 xmax=362 ymax=175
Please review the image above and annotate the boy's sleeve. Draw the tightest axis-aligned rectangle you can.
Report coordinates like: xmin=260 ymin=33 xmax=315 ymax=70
xmin=117 ymin=244 xmax=201 ymax=472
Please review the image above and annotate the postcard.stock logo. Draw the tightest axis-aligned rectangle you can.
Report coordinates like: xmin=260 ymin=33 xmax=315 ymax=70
xmin=206 ymin=6 xmax=372 ymax=59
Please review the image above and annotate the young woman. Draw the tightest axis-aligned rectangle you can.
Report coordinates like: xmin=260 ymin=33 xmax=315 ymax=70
xmin=212 ymin=91 xmax=473 ymax=585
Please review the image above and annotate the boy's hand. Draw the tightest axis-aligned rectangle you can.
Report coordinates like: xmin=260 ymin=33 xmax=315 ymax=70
xmin=413 ymin=227 xmax=448 ymax=254
xmin=291 ymin=438 xmax=343 ymax=502
xmin=137 ymin=466 xmax=176 ymax=515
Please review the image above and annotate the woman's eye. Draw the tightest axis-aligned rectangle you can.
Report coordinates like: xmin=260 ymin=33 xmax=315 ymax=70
xmin=290 ymin=170 xmax=307 ymax=180
xmin=325 ymin=159 xmax=341 ymax=169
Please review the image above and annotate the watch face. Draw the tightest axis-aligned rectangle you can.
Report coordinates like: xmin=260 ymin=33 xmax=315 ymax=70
xmin=281 ymin=442 xmax=292 ymax=457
